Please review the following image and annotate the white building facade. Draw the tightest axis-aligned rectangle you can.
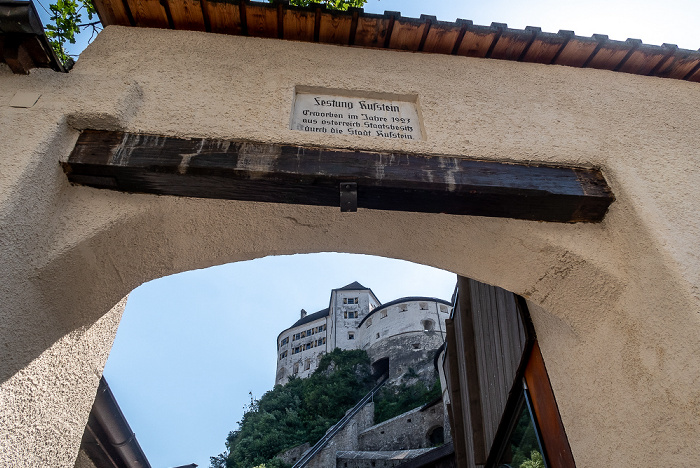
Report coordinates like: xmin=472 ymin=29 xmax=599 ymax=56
xmin=275 ymin=282 xmax=451 ymax=385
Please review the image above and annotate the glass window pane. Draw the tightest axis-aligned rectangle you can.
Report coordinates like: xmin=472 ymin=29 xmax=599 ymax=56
xmin=498 ymin=394 xmax=546 ymax=468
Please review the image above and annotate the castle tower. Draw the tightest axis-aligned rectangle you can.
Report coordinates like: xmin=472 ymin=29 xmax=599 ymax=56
xmin=275 ymin=281 xmax=381 ymax=385
xmin=327 ymin=282 xmax=381 ymax=351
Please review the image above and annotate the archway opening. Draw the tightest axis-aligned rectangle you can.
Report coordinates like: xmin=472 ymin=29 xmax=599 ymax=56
xmin=101 ymin=252 xmax=456 ymax=468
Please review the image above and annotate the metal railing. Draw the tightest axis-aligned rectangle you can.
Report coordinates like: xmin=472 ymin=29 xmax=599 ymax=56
xmin=291 ymin=375 xmax=388 ymax=468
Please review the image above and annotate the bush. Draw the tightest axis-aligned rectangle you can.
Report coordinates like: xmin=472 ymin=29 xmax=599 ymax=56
xmin=373 ymin=375 xmax=441 ymax=424
xmin=211 ymin=349 xmax=374 ymax=468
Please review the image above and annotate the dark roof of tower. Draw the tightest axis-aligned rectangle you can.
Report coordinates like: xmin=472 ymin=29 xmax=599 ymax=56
xmin=287 ymin=307 xmax=330 ymax=330
xmin=358 ymin=296 xmax=452 ymax=327
xmin=334 ymin=281 xmax=369 ymax=291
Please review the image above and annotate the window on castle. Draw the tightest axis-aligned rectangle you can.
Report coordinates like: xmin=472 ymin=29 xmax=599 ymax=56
xmin=294 ymin=333 xmax=300 ymax=341
xmin=293 ymin=363 xmax=299 ymax=374
xmin=307 ymin=329 xmax=312 ymax=336
xmin=344 ymin=311 xmax=357 ymax=319
xmin=366 ymin=318 xmax=372 ymax=327
xmin=348 ymin=332 xmax=355 ymax=340
xmin=293 ymin=347 xmax=300 ymax=354
xmin=376 ymin=332 xmax=380 ymax=339
xmin=319 ymin=324 xmax=325 ymax=332
xmin=305 ymin=360 xmax=311 ymax=370
xmin=281 ymin=337 xmax=289 ymax=346
xmin=420 ymin=302 xmax=428 ymax=310
xmin=399 ymin=304 xmax=408 ymax=312
xmin=280 ymin=351 xmax=287 ymax=359
xmin=440 ymin=305 xmax=448 ymax=314
xmin=380 ymin=310 xmax=388 ymax=319
xmin=422 ymin=319 xmax=435 ymax=332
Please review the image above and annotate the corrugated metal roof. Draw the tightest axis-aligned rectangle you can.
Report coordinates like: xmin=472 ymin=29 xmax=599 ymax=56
xmin=91 ymin=0 xmax=700 ymax=83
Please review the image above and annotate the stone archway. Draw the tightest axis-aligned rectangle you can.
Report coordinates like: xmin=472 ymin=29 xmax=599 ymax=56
xmin=1 ymin=25 xmax=699 ymax=467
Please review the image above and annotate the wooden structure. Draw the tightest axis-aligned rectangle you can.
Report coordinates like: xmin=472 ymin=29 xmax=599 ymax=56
xmin=91 ymin=0 xmax=700 ymax=83
xmin=0 ymin=1 xmax=65 ymax=74
xmin=442 ymin=277 xmax=576 ymax=467
xmin=63 ymin=130 xmax=614 ymax=222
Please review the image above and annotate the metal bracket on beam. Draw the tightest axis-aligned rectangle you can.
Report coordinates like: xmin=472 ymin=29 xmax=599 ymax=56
xmin=340 ymin=182 xmax=357 ymax=212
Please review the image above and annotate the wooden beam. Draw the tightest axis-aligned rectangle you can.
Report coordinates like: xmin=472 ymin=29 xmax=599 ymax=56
xmin=524 ymin=342 xmax=577 ymax=468
xmin=62 ymin=130 xmax=614 ymax=222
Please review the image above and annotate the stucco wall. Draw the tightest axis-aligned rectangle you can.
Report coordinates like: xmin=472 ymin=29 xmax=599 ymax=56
xmin=1 ymin=25 xmax=699 ymax=466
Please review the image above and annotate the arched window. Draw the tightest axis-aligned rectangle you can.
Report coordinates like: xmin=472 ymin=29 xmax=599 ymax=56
xmin=428 ymin=426 xmax=444 ymax=446
xmin=422 ymin=319 xmax=435 ymax=331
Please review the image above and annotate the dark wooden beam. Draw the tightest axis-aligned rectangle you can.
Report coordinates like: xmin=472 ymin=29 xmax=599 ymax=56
xmin=62 ymin=130 xmax=614 ymax=222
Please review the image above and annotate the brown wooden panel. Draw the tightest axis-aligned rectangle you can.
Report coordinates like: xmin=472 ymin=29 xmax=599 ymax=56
xmin=654 ymin=48 xmax=700 ymax=79
xmin=617 ymin=44 xmax=669 ymax=75
xmin=490 ymin=26 xmax=533 ymax=61
xmin=444 ymin=319 xmax=471 ymax=468
xmin=353 ymin=14 xmax=391 ymax=48
xmin=2 ymin=39 xmax=34 ymax=74
xmin=283 ymin=7 xmax=314 ymax=42
xmin=204 ymin=0 xmax=242 ymax=35
xmin=456 ymin=24 xmax=498 ymax=58
xmin=524 ymin=342 xmax=576 ymax=468
xmin=244 ymin=1 xmax=277 ymax=38
xmin=125 ymin=0 xmax=169 ymax=28
xmin=522 ymin=30 xmax=570 ymax=64
xmin=456 ymin=277 xmax=487 ymax=464
xmin=421 ymin=21 xmax=461 ymax=54
xmin=687 ymin=65 xmax=700 ymax=82
xmin=466 ymin=277 xmax=530 ymax=463
xmin=586 ymin=37 xmax=634 ymax=70
xmin=318 ymin=11 xmax=352 ymax=45
xmin=166 ymin=0 xmax=206 ymax=31
xmin=92 ymin=0 xmax=132 ymax=26
xmin=554 ymin=36 xmax=598 ymax=67
xmin=388 ymin=17 xmax=426 ymax=51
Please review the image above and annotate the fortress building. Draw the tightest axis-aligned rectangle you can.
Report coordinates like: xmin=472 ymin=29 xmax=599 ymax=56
xmin=275 ymin=282 xmax=452 ymax=385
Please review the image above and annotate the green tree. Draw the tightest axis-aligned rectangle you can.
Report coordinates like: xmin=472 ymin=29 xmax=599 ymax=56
xmin=43 ymin=0 xmax=100 ymax=65
xmin=271 ymin=0 xmax=365 ymax=10
xmin=42 ymin=0 xmax=367 ymax=67
xmin=520 ymin=451 xmax=545 ymax=468
xmin=212 ymin=349 xmax=374 ymax=468
xmin=373 ymin=375 xmax=441 ymax=424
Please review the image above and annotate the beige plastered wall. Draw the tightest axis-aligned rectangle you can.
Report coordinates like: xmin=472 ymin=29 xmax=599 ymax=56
xmin=0 ymin=25 xmax=698 ymax=467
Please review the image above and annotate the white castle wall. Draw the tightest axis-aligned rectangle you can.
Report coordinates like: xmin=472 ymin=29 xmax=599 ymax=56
xmin=330 ymin=289 xmax=380 ymax=351
xmin=360 ymin=299 xmax=451 ymax=381
xmin=276 ymin=315 xmax=328 ymax=384
xmin=276 ymin=288 xmax=451 ymax=385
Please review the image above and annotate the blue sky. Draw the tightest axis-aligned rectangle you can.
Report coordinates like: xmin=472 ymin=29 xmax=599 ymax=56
xmin=105 ymin=254 xmax=456 ymax=467
xmin=30 ymin=0 xmax=700 ymax=466
xmin=32 ymin=0 xmax=700 ymax=58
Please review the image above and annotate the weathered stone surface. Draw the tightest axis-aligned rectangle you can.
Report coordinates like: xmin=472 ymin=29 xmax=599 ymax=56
xmin=359 ymin=403 xmax=445 ymax=452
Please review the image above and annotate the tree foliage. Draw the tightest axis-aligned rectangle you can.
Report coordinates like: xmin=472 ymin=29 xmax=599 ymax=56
xmin=373 ymin=374 xmax=441 ymax=424
xmin=211 ymin=349 xmax=374 ymax=468
xmin=42 ymin=0 xmax=367 ymax=66
xmin=269 ymin=0 xmax=365 ymax=10
xmin=43 ymin=0 xmax=100 ymax=65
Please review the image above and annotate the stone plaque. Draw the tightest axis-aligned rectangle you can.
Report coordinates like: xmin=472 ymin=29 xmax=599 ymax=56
xmin=291 ymin=89 xmax=423 ymax=140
